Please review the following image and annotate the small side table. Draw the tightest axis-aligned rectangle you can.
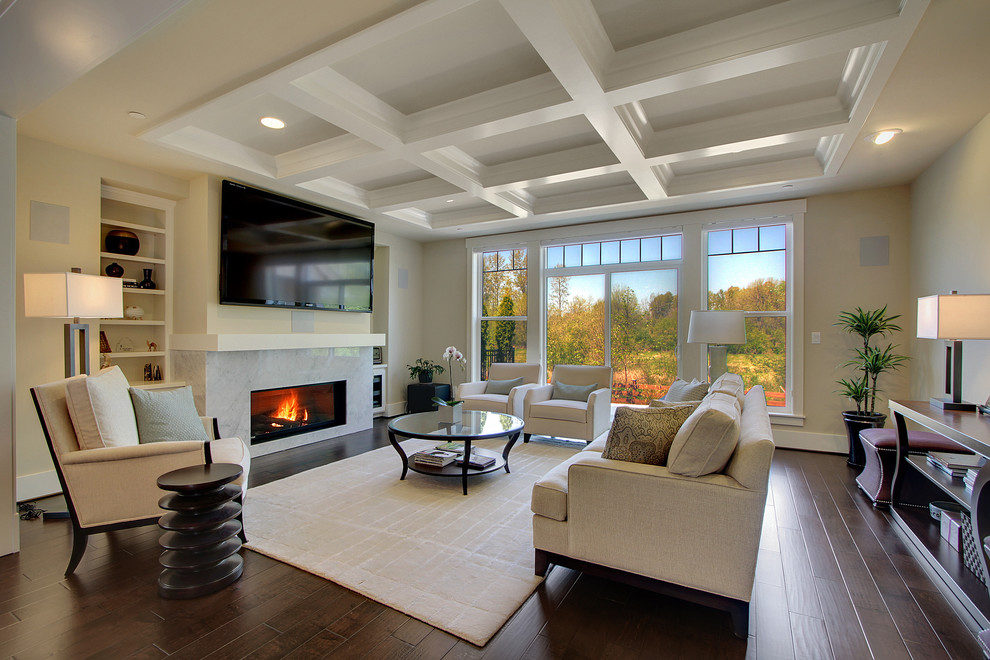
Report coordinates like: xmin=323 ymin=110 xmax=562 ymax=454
xmin=407 ymin=382 xmax=451 ymax=413
xmin=157 ymin=463 xmax=244 ymax=599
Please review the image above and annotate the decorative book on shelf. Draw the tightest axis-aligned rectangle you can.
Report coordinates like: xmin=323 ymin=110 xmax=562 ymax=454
xmin=927 ymin=451 xmax=985 ymax=478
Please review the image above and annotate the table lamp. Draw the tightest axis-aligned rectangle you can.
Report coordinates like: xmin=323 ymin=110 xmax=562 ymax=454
xmin=687 ymin=310 xmax=747 ymax=382
xmin=917 ymin=292 xmax=990 ymax=411
xmin=24 ymin=269 xmax=123 ymax=377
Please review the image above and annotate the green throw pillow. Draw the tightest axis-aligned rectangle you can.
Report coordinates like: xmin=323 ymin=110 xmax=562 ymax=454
xmin=552 ymin=381 xmax=597 ymax=401
xmin=602 ymin=405 xmax=696 ymax=465
xmin=486 ymin=377 xmax=525 ymax=395
xmin=129 ymin=386 xmax=209 ymax=444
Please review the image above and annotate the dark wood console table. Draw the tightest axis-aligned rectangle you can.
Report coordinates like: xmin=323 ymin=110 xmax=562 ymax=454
xmin=889 ymin=400 xmax=990 ymax=632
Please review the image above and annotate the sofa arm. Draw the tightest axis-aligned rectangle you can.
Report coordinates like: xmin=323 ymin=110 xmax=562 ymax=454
xmin=508 ymin=383 xmax=540 ymax=417
xmin=458 ymin=381 xmax=488 ymax=398
xmin=201 ymin=416 xmax=219 ymax=440
xmin=586 ymin=388 xmax=612 ymax=439
xmin=523 ymin=384 xmax=554 ymax=418
xmin=560 ymin=454 xmax=768 ymax=601
xmin=59 ymin=441 xmax=206 ymax=465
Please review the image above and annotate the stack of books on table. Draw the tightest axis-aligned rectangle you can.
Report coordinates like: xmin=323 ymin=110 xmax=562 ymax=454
xmin=412 ymin=449 xmax=459 ymax=467
xmin=435 ymin=441 xmax=466 ymax=453
xmin=927 ymin=451 xmax=985 ymax=479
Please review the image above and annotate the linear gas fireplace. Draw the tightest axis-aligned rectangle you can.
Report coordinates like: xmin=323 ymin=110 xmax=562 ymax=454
xmin=250 ymin=380 xmax=347 ymax=444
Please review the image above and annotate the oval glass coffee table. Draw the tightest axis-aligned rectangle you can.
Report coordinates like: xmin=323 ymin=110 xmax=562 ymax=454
xmin=387 ymin=410 xmax=524 ymax=495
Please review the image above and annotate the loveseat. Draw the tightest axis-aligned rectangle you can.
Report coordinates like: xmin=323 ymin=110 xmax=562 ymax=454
xmin=530 ymin=374 xmax=774 ymax=637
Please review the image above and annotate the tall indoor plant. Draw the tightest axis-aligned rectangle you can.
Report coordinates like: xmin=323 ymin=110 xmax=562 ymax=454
xmin=835 ymin=306 xmax=909 ymax=466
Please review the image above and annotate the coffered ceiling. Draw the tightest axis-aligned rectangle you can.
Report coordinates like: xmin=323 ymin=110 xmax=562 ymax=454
xmin=142 ymin=0 xmax=927 ymax=234
xmin=14 ymin=0 xmax=990 ymax=240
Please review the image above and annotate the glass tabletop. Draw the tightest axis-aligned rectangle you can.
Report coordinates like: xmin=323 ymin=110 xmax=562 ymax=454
xmin=388 ymin=410 xmax=524 ymax=439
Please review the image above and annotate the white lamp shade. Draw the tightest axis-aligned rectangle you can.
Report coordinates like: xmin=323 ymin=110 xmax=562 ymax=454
xmin=687 ymin=310 xmax=747 ymax=344
xmin=917 ymin=294 xmax=990 ymax=340
xmin=24 ymin=272 xmax=123 ymax=319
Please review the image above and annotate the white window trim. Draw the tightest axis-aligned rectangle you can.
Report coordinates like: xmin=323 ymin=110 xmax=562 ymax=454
xmin=466 ymin=199 xmax=806 ymax=419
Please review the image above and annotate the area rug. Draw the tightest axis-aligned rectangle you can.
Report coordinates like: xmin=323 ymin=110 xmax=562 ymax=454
xmin=241 ymin=437 xmax=580 ymax=646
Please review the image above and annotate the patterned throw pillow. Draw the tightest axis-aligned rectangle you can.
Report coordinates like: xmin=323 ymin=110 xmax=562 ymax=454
xmin=602 ymin=405 xmax=696 ymax=465
xmin=663 ymin=378 xmax=710 ymax=402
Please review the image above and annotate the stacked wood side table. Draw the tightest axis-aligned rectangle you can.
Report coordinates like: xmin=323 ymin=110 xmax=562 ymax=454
xmin=157 ymin=463 xmax=244 ymax=599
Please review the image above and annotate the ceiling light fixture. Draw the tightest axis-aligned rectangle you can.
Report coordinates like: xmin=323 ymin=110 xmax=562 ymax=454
xmin=866 ymin=129 xmax=902 ymax=145
xmin=127 ymin=111 xmax=146 ymax=120
xmin=260 ymin=116 xmax=285 ymax=129
xmin=445 ymin=199 xmax=455 ymax=203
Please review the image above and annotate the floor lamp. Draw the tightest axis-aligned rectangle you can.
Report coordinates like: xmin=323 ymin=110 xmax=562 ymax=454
xmin=687 ymin=310 xmax=747 ymax=382
xmin=917 ymin=292 xmax=990 ymax=412
xmin=24 ymin=269 xmax=123 ymax=377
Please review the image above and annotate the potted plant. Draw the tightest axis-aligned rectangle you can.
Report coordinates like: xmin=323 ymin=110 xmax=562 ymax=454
xmin=407 ymin=358 xmax=444 ymax=383
xmin=835 ymin=306 xmax=909 ymax=467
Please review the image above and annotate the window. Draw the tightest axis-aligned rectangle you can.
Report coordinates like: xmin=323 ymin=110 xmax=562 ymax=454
xmin=479 ymin=249 xmax=527 ymax=380
xmin=545 ymin=235 xmax=681 ymax=404
xmin=706 ymin=224 xmax=790 ymax=410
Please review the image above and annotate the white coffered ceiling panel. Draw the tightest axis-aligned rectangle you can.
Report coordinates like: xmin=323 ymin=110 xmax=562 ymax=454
xmin=141 ymin=0 xmax=929 ymax=234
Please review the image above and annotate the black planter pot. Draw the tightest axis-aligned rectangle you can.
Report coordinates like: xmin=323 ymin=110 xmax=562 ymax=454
xmin=842 ymin=411 xmax=886 ymax=468
xmin=418 ymin=372 xmax=433 ymax=383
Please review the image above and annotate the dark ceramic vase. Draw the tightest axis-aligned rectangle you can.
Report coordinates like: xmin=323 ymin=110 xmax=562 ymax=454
xmin=842 ymin=411 xmax=886 ymax=468
xmin=138 ymin=268 xmax=157 ymax=289
xmin=105 ymin=230 xmax=139 ymax=256
xmin=105 ymin=262 xmax=124 ymax=278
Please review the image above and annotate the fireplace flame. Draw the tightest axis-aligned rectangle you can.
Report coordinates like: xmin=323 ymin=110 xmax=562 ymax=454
xmin=273 ymin=391 xmax=308 ymax=422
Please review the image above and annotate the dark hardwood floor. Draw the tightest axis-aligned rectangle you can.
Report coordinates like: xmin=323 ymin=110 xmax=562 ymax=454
xmin=1 ymin=420 xmax=984 ymax=659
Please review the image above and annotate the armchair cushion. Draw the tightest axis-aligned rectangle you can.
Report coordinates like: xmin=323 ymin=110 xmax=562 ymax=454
xmin=65 ymin=366 xmax=139 ymax=449
xmin=552 ymin=381 xmax=597 ymax=401
xmin=663 ymin=378 xmax=710 ymax=402
xmin=129 ymin=386 xmax=210 ymax=444
xmin=602 ymin=405 xmax=695 ymax=466
xmin=486 ymin=377 xmax=524 ymax=395
xmin=667 ymin=393 xmax=741 ymax=477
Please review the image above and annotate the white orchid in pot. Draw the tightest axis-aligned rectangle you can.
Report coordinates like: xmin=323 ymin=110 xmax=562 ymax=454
xmin=432 ymin=346 xmax=468 ymax=422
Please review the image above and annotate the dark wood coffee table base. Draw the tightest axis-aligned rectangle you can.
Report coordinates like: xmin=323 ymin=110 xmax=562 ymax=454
xmin=157 ymin=463 xmax=244 ymax=599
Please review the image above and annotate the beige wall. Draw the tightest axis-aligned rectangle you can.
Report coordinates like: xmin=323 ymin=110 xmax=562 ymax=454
xmin=910 ymin=111 xmax=990 ymax=404
xmin=419 ymin=189 xmax=913 ymax=451
xmin=15 ymin=138 xmax=188 ymax=498
xmin=801 ymin=188 xmax=913 ymax=444
xmin=1 ymin=115 xmax=17 ymax=555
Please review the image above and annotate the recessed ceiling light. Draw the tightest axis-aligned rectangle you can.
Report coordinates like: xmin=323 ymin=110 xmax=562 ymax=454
xmin=127 ymin=111 xmax=146 ymax=120
xmin=445 ymin=199 xmax=455 ymax=203
xmin=781 ymin=184 xmax=794 ymax=189
xmin=260 ymin=116 xmax=285 ymax=129
xmin=866 ymin=129 xmax=902 ymax=145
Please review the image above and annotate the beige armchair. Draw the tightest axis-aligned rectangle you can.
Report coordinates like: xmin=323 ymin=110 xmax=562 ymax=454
xmin=31 ymin=369 xmax=250 ymax=576
xmin=457 ymin=362 xmax=542 ymax=416
xmin=523 ymin=364 xmax=613 ymax=443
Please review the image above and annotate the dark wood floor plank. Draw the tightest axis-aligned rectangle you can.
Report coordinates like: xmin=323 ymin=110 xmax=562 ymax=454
xmin=6 ymin=423 xmax=987 ymax=660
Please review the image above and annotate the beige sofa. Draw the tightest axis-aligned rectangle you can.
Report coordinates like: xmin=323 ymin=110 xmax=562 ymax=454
xmin=31 ymin=367 xmax=250 ymax=576
xmin=530 ymin=378 xmax=774 ymax=637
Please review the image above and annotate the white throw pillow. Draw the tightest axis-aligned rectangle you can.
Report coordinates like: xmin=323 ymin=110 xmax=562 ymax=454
xmin=666 ymin=393 xmax=741 ymax=477
xmin=64 ymin=366 xmax=140 ymax=449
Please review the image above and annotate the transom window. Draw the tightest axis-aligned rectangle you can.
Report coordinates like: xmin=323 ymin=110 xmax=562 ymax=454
xmin=546 ymin=235 xmax=682 ymax=269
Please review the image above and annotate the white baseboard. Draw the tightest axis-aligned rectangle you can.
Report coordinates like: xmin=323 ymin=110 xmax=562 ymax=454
xmin=385 ymin=401 xmax=407 ymax=417
xmin=770 ymin=426 xmax=847 ymax=454
xmin=17 ymin=470 xmax=62 ymax=503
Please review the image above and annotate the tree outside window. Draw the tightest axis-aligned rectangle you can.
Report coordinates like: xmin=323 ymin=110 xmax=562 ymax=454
xmin=480 ymin=249 xmax=527 ymax=380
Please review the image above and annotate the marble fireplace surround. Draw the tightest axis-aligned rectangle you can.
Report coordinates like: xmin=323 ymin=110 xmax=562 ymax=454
xmin=171 ymin=334 xmax=384 ymax=457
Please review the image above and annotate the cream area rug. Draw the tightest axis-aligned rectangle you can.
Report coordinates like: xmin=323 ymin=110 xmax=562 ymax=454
xmin=242 ymin=437 xmax=580 ymax=646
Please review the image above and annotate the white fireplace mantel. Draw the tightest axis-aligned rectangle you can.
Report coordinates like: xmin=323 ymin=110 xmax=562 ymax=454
xmin=170 ymin=333 xmax=385 ymax=352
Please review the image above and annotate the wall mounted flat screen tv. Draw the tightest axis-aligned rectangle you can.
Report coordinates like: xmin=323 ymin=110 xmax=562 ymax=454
xmin=220 ymin=180 xmax=374 ymax=312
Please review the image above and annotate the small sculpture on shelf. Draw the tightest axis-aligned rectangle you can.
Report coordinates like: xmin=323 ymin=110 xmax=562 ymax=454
xmin=104 ymin=262 xmax=124 ymax=278
xmin=124 ymin=305 xmax=144 ymax=320
xmin=147 ymin=340 xmax=158 ymax=352
xmin=105 ymin=230 xmax=139 ymax=256
xmin=144 ymin=364 xmax=153 ymax=381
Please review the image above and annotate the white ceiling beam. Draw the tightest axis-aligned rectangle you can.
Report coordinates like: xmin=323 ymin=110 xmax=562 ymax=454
xmin=500 ymin=0 xmax=667 ymax=201
xmin=482 ymin=143 xmax=617 ymax=188
xmin=156 ymin=126 xmax=276 ymax=178
xmin=666 ymin=156 xmax=824 ymax=197
xmin=274 ymin=134 xmax=381 ymax=182
xmin=532 ymin=182 xmax=645 ymax=216
xmin=367 ymin=178 xmax=464 ymax=211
